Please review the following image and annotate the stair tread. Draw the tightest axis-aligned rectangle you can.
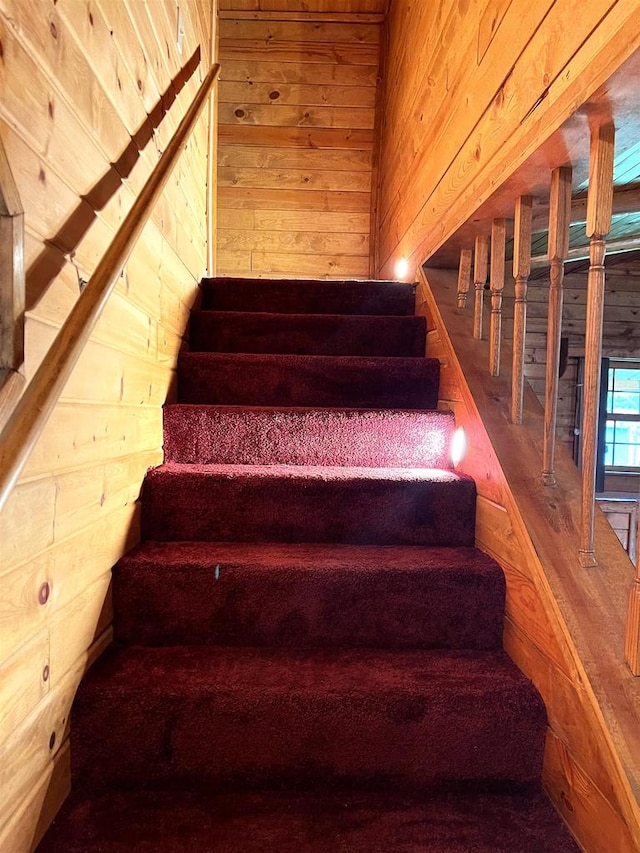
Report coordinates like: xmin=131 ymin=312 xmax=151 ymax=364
xmin=201 ymin=277 xmax=417 ymax=316
xmin=190 ymin=310 xmax=426 ymax=356
xmin=163 ymin=404 xmax=455 ymax=467
xmin=181 ymin=351 xmax=432 ymax=365
xmin=118 ymin=540 xmax=497 ymax=571
xmin=177 ymin=351 xmax=439 ymax=408
xmin=82 ymin=643 xmax=538 ymax=698
xmin=37 ymin=788 xmax=580 ymax=853
xmin=149 ymin=462 xmax=464 ymax=481
xmin=114 ymin=541 xmax=504 ymax=650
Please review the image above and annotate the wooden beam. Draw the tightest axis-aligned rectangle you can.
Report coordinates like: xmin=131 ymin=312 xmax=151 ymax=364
xmin=542 ymin=166 xmax=572 ymax=486
xmin=489 ymin=218 xmax=506 ymax=377
xmin=473 ymin=234 xmax=489 ymax=340
xmin=531 ymin=185 xmax=640 ymax=232
xmin=456 ymin=248 xmax=472 ymax=308
xmin=580 ymin=123 xmax=615 ymax=568
xmin=531 ymin=234 xmax=640 ymax=269
xmin=511 ymin=195 xmax=532 ymax=425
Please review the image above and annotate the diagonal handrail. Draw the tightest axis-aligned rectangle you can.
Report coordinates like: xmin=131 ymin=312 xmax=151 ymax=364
xmin=0 ymin=62 xmax=221 ymax=514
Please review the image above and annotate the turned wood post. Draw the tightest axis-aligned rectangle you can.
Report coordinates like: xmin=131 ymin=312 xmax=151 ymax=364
xmin=542 ymin=166 xmax=572 ymax=486
xmin=511 ymin=195 xmax=532 ymax=424
xmin=489 ymin=219 xmax=506 ymax=376
xmin=456 ymin=248 xmax=473 ymax=308
xmin=579 ymin=124 xmax=614 ymax=568
xmin=473 ymin=234 xmax=489 ymax=340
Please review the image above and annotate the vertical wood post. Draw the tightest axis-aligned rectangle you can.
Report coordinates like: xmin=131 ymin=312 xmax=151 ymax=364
xmin=580 ymin=124 xmax=615 ymax=568
xmin=456 ymin=248 xmax=473 ymax=308
xmin=626 ymin=550 xmax=640 ymax=675
xmin=489 ymin=219 xmax=506 ymax=376
xmin=511 ymin=195 xmax=532 ymax=424
xmin=473 ymin=234 xmax=489 ymax=340
xmin=542 ymin=166 xmax=572 ymax=485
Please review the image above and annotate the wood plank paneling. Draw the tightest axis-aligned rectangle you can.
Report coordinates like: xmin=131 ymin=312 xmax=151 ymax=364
xmin=0 ymin=1 xmax=212 ymax=847
xmin=374 ymin=0 xmax=640 ymax=276
xmin=217 ymin=10 xmax=379 ymax=278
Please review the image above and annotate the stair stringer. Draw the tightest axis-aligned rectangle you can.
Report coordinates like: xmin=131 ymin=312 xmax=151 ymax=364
xmin=417 ymin=266 xmax=640 ymax=853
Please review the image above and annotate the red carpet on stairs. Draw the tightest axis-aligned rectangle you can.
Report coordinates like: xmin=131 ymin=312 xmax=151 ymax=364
xmin=37 ymin=276 xmax=580 ymax=852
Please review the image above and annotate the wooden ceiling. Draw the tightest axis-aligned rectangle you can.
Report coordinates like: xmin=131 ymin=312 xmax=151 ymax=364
xmin=428 ymin=47 xmax=640 ymax=270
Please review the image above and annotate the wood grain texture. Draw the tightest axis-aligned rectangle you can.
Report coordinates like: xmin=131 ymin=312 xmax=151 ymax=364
xmin=0 ymin=2 xmax=212 ymax=845
xmin=217 ymin=9 xmax=379 ymax=278
xmin=489 ymin=218 xmax=506 ymax=377
xmin=542 ymin=166 xmax=572 ymax=486
xmin=473 ymin=234 xmax=489 ymax=341
xmin=374 ymin=0 xmax=640 ymax=277
xmin=418 ymin=266 xmax=640 ymax=852
xmin=580 ymin=126 xmax=615 ymax=566
xmin=511 ymin=195 xmax=532 ymax=425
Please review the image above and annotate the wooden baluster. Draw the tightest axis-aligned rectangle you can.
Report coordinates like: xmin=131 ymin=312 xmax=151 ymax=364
xmin=473 ymin=234 xmax=489 ymax=339
xmin=511 ymin=195 xmax=532 ymax=424
xmin=456 ymin=248 xmax=473 ymax=308
xmin=625 ymin=509 xmax=640 ymax=674
xmin=579 ymin=124 xmax=615 ymax=568
xmin=489 ymin=218 xmax=506 ymax=376
xmin=542 ymin=166 xmax=572 ymax=486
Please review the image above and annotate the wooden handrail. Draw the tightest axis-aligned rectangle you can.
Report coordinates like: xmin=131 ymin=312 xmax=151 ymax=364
xmin=0 ymin=62 xmax=221 ymax=514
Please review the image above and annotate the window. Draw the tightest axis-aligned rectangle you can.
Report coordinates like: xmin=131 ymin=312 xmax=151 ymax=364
xmin=604 ymin=361 xmax=640 ymax=471
xmin=575 ymin=358 xmax=640 ymax=491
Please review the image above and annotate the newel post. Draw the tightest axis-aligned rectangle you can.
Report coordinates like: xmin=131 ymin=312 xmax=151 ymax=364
xmin=511 ymin=195 xmax=532 ymax=424
xmin=473 ymin=235 xmax=489 ymax=340
xmin=579 ymin=124 xmax=614 ymax=568
xmin=542 ymin=166 xmax=572 ymax=485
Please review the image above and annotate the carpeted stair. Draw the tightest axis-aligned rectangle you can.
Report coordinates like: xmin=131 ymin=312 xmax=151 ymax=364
xmin=38 ymin=277 xmax=579 ymax=852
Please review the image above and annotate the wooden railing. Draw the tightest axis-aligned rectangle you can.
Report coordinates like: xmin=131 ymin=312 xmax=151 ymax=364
xmin=0 ymin=62 xmax=221 ymax=514
xmin=452 ymin=122 xmax=640 ymax=675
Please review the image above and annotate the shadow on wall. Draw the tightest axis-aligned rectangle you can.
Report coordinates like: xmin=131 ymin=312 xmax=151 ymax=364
xmin=25 ymin=47 xmax=202 ymax=314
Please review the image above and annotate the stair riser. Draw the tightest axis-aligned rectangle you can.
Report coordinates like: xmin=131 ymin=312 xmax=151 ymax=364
xmin=177 ymin=354 xmax=440 ymax=409
xmin=163 ymin=407 xmax=455 ymax=467
xmin=113 ymin=563 xmax=504 ymax=650
xmin=201 ymin=277 xmax=416 ymax=316
xmin=190 ymin=312 xmax=426 ymax=357
xmin=141 ymin=474 xmax=477 ymax=546
xmin=72 ymin=689 xmax=544 ymax=792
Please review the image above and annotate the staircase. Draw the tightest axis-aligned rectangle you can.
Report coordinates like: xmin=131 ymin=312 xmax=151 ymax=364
xmin=37 ymin=277 xmax=579 ymax=852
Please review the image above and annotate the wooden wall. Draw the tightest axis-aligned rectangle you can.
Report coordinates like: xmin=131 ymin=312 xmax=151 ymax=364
xmin=374 ymin=1 xmax=640 ymax=278
xmin=216 ymin=5 xmax=381 ymax=279
xmin=420 ymin=267 xmax=640 ymax=853
xmin=0 ymin=2 xmax=213 ymax=850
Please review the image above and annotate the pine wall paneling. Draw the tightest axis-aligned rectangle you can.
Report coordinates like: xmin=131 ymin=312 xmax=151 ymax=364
xmin=217 ymin=10 xmax=380 ymax=278
xmin=374 ymin=0 xmax=640 ymax=277
xmin=0 ymin=1 xmax=214 ymax=849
